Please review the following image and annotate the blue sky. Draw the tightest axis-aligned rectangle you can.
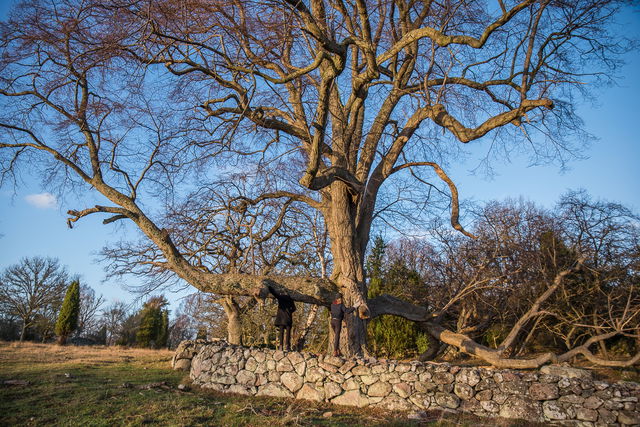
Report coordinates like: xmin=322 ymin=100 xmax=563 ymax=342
xmin=1 ymin=2 xmax=639 ymax=313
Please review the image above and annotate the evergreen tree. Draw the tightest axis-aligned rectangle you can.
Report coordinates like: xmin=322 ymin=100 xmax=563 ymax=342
xmin=136 ymin=296 xmax=168 ymax=348
xmin=136 ymin=306 xmax=161 ymax=348
xmin=366 ymin=235 xmax=386 ymax=280
xmin=157 ymin=310 xmax=169 ymax=348
xmin=55 ymin=280 xmax=80 ymax=345
xmin=115 ymin=313 xmax=140 ymax=346
xmin=367 ymin=238 xmax=426 ymax=358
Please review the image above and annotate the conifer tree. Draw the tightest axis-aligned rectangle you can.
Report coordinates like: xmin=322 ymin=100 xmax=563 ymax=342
xmin=136 ymin=296 xmax=168 ymax=348
xmin=116 ymin=312 xmax=140 ymax=346
xmin=137 ymin=305 xmax=161 ymax=348
xmin=367 ymin=238 xmax=426 ymax=358
xmin=55 ymin=280 xmax=80 ymax=345
xmin=157 ymin=310 xmax=169 ymax=348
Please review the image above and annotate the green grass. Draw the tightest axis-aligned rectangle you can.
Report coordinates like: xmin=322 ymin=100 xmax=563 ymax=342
xmin=0 ymin=342 xmax=533 ymax=426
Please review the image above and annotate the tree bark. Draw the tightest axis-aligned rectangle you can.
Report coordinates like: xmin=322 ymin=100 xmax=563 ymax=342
xmin=325 ymin=182 xmax=370 ymax=356
xmin=295 ymin=304 xmax=319 ymax=351
xmin=196 ymin=273 xmax=338 ymax=305
xmin=20 ymin=322 xmax=27 ymax=342
xmin=423 ymin=322 xmax=558 ymax=369
xmin=220 ymin=296 xmax=243 ymax=346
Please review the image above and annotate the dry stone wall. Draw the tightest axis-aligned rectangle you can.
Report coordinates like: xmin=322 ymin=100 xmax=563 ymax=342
xmin=173 ymin=340 xmax=640 ymax=425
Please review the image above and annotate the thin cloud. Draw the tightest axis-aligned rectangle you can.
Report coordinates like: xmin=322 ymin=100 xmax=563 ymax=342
xmin=25 ymin=192 xmax=58 ymax=209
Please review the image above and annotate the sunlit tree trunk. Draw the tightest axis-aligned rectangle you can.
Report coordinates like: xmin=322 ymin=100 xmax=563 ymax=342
xmin=295 ymin=304 xmax=319 ymax=351
xmin=221 ymin=296 xmax=243 ymax=346
xmin=325 ymin=183 xmax=370 ymax=356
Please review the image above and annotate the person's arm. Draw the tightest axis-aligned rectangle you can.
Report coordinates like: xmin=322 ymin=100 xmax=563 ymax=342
xmin=267 ymin=285 xmax=278 ymax=298
xmin=344 ymin=305 xmax=356 ymax=315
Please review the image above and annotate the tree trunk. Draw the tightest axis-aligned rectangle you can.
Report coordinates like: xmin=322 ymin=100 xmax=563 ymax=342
xmin=325 ymin=183 xmax=370 ymax=357
xmin=339 ymin=284 xmax=368 ymax=356
xmin=20 ymin=322 xmax=27 ymax=342
xmin=221 ymin=296 xmax=243 ymax=346
xmin=295 ymin=304 xmax=319 ymax=351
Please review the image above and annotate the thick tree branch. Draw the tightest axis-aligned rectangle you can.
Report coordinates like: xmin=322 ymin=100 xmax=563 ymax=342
xmin=301 ymin=166 xmax=364 ymax=192
xmin=67 ymin=206 xmax=139 ymax=228
xmin=299 ymin=75 xmax=336 ymax=189
xmin=426 ymin=99 xmax=554 ymax=143
xmin=231 ymin=191 xmax=323 ymax=212
xmin=376 ymin=0 xmax=536 ymax=64
xmin=195 ymin=273 xmax=338 ymax=306
xmin=390 ymin=162 xmax=476 ymax=239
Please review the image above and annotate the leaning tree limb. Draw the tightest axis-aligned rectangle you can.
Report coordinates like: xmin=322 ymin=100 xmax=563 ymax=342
xmin=496 ymin=258 xmax=585 ymax=355
xmin=192 ymin=273 xmax=339 ymax=307
xmin=368 ymin=294 xmax=558 ymax=368
xmin=368 ymin=258 xmax=639 ymax=368
xmin=558 ymin=346 xmax=640 ymax=367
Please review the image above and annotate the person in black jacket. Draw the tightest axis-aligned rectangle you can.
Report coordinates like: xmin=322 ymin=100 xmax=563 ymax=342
xmin=330 ymin=296 xmax=356 ymax=357
xmin=267 ymin=285 xmax=296 ymax=351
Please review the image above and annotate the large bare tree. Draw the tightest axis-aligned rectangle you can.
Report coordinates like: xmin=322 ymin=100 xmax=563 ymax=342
xmin=0 ymin=0 xmax=634 ymax=360
xmin=0 ymin=257 xmax=69 ymax=341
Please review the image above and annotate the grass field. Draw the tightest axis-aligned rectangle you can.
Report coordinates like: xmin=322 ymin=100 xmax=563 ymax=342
xmin=0 ymin=342 xmax=537 ymax=426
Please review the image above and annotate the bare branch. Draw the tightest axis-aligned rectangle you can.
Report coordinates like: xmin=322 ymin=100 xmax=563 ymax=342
xmin=67 ymin=206 xmax=138 ymax=229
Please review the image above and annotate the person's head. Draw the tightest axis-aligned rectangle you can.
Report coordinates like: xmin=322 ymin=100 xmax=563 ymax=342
xmin=333 ymin=297 xmax=342 ymax=305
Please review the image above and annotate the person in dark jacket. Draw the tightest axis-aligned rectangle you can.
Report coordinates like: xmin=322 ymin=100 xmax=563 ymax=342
xmin=267 ymin=285 xmax=296 ymax=351
xmin=330 ymin=296 xmax=356 ymax=357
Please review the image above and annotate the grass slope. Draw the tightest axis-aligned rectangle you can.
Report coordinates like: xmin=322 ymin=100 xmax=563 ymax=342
xmin=0 ymin=342 xmax=534 ymax=426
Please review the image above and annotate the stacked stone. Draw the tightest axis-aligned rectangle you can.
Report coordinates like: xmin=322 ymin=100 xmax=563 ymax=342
xmin=182 ymin=341 xmax=640 ymax=425
xmin=171 ymin=339 xmax=211 ymax=371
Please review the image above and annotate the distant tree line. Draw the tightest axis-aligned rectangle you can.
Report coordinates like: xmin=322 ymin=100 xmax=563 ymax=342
xmin=0 ymin=257 xmax=105 ymax=344
xmin=0 ymin=258 xmax=175 ymax=349
xmin=0 ymin=254 xmax=324 ymax=351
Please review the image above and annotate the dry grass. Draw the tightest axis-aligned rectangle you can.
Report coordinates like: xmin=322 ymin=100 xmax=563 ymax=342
xmin=1 ymin=340 xmax=174 ymax=364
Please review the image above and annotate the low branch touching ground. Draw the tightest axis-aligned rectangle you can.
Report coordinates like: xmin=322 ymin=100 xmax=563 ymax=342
xmin=368 ymin=260 xmax=639 ymax=369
